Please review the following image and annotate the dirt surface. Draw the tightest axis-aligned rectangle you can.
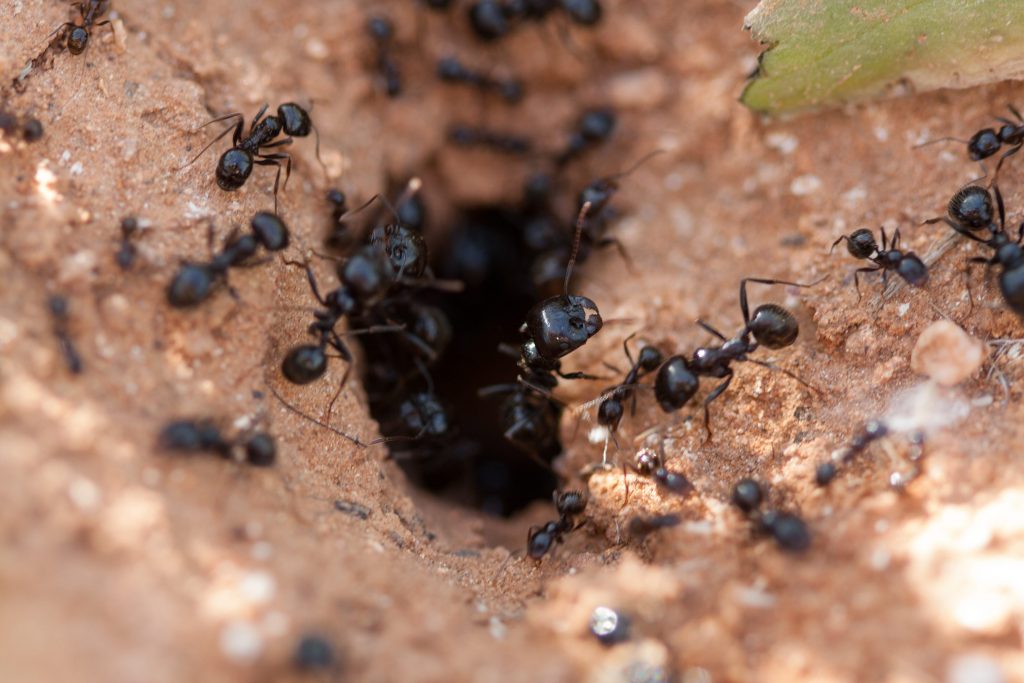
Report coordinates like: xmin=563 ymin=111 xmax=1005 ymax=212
xmin=2 ymin=1 xmax=1024 ymax=682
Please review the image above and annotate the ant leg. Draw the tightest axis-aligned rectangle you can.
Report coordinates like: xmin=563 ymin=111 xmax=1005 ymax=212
xmin=963 ymin=256 xmax=993 ymax=314
xmin=47 ymin=22 xmax=74 ymax=41
xmin=1009 ymin=104 xmax=1024 ymax=122
xmin=853 ymin=267 xmax=881 ymax=302
xmin=478 ymin=383 xmax=519 ymax=398
xmin=249 ymin=103 xmax=269 ymax=133
xmin=891 ymin=227 xmax=901 ymax=251
xmin=183 ymin=113 xmax=244 ymax=167
xmin=829 ymin=235 xmax=850 ymax=254
xmin=287 ymin=261 xmax=328 ymax=305
xmin=595 ymin=237 xmax=636 ymax=275
xmin=323 ymin=334 xmax=353 ymax=421
xmin=557 ymin=369 xmax=603 ymax=381
xmin=746 ymin=358 xmax=820 ymax=394
xmin=880 ymin=226 xmax=889 ymax=251
xmin=994 ymin=180 xmax=1007 ymax=231
xmin=701 ymin=371 xmax=733 ymax=443
xmin=739 ymin=277 xmax=826 ymax=324
xmin=622 ymin=331 xmax=637 ymax=367
xmin=993 ymin=146 xmax=1021 ymax=192
xmin=696 ymin=319 xmax=728 ymax=341
xmin=1016 ymin=221 xmax=1024 ymax=245
xmin=255 ymin=153 xmax=292 ymax=213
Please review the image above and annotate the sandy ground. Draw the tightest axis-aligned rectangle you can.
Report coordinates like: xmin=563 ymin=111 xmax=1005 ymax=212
xmin=2 ymin=0 xmax=1024 ymax=681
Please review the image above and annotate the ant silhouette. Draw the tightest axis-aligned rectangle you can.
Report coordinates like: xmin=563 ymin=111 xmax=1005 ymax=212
xmin=556 ymin=107 xmax=616 ymax=167
xmin=653 ymin=277 xmax=821 ymax=439
xmin=368 ymin=16 xmax=401 ymax=97
xmin=167 ymin=212 xmax=290 ymax=308
xmin=158 ymin=418 xmax=276 ymax=466
xmin=51 ymin=0 xmax=110 ymax=55
xmin=917 ymin=105 xmax=1024 ymax=182
xmin=437 ymin=56 xmax=523 ymax=104
xmin=730 ymin=478 xmax=810 ymax=553
xmin=815 ymin=419 xmax=925 ymax=489
xmin=926 ymin=183 xmax=1024 ymax=314
xmin=830 ymin=227 xmax=928 ymax=300
xmin=0 ymin=111 xmax=44 ymax=143
xmin=49 ymin=295 xmax=83 ymax=374
xmin=468 ymin=0 xmax=602 ymax=42
xmin=447 ymin=124 xmax=532 ymax=155
xmin=527 ymin=489 xmax=587 ymax=560
xmin=115 ymin=217 xmax=140 ymax=270
xmin=185 ymin=102 xmax=320 ymax=211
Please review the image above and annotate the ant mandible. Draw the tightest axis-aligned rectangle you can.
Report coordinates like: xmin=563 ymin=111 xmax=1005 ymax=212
xmin=830 ymin=227 xmax=928 ymax=300
xmin=653 ymin=277 xmax=820 ymax=439
xmin=185 ymin=102 xmax=319 ymax=211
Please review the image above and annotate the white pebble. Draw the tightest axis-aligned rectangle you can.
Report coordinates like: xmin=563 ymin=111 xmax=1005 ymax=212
xmin=790 ymin=174 xmax=822 ymax=196
xmin=947 ymin=654 xmax=1005 ymax=683
xmin=910 ymin=321 xmax=987 ymax=386
xmin=220 ymin=621 xmax=263 ymax=664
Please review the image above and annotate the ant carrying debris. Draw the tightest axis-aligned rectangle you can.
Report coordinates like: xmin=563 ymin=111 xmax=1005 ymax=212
xmin=926 ymin=183 xmax=1024 ymax=314
xmin=527 ymin=489 xmax=587 ymax=560
xmin=918 ymin=105 xmax=1024 ymax=181
xmin=653 ymin=277 xmax=820 ymax=439
xmin=830 ymin=227 xmax=928 ymax=300
xmin=447 ymin=124 xmax=532 ymax=155
xmin=368 ymin=16 xmax=401 ymax=97
xmin=167 ymin=212 xmax=290 ymax=308
xmin=49 ymin=295 xmax=83 ymax=374
xmin=52 ymin=0 xmax=110 ymax=56
xmin=730 ymin=478 xmax=810 ymax=553
xmin=158 ymin=419 xmax=276 ymax=466
xmin=437 ymin=56 xmax=523 ymax=104
xmin=185 ymin=102 xmax=319 ymax=211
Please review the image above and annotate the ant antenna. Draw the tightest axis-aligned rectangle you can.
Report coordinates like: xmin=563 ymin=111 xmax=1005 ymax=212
xmin=337 ymin=177 xmax=422 ymax=225
xmin=913 ymin=136 xmax=970 ymax=149
xmin=564 ymin=201 xmax=592 ymax=295
xmin=267 ymin=383 xmax=366 ymax=446
xmin=604 ymin=148 xmax=667 ymax=183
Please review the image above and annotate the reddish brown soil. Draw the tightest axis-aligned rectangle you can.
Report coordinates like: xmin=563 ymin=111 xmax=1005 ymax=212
xmin=2 ymin=1 xmax=1024 ymax=682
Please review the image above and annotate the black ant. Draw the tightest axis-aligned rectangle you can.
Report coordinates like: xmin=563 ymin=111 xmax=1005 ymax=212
xmin=0 ymin=111 xmax=44 ymax=144
xmin=447 ymin=124 xmax=532 ymax=155
xmin=527 ymin=489 xmax=587 ymax=560
xmin=324 ymin=189 xmax=353 ymax=252
xmin=629 ymin=444 xmax=693 ymax=496
xmin=52 ymin=0 xmax=110 ymax=55
xmin=830 ymin=227 xmax=928 ymax=300
xmin=368 ymin=16 xmax=401 ymax=97
xmin=653 ymin=278 xmax=820 ymax=438
xmin=167 ymin=212 xmax=290 ymax=308
xmin=918 ymin=105 xmax=1024 ymax=181
xmin=926 ymin=183 xmax=1024 ymax=314
xmin=437 ymin=56 xmax=523 ymax=104
xmin=158 ymin=419 xmax=276 ymax=466
xmin=596 ymin=336 xmax=663 ymax=436
xmin=730 ymin=478 xmax=810 ymax=553
xmin=627 ymin=513 xmax=681 ymax=540
xmin=115 ymin=217 xmax=140 ymax=270
xmin=468 ymin=0 xmax=601 ymax=42
xmin=816 ymin=419 xmax=925 ymax=489
xmin=186 ymin=102 xmax=318 ymax=211
xmin=556 ymin=107 xmax=616 ymax=166
xmin=49 ymin=295 xmax=83 ymax=374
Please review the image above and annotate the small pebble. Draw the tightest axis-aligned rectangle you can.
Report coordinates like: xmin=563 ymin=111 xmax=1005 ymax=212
xmin=590 ymin=606 xmax=630 ymax=645
xmin=220 ymin=620 xmax=263 ymax=664
xmin=608 ymin=68 xmax=668 ymax=109
xmin=947 ymin=654 xmax=1006 ymax=683
xmin=910 ymin=320 xmax=986 ymax=387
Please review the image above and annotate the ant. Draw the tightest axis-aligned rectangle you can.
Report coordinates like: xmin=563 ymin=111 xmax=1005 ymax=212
xmin=817 ymin=417 xmax=926 ymax=489
xmin=918 ymin=105 xmax=1024 ymax=181
xmin=628 ymin=445 xmax=693 ymax=496
xmin=186 ymin=102 xmax=318 ymax=211
xmin=927 ymin=183 xmax=1024 ymax=315
xmin=527 ymin=489 xmax=587 ymax=560
xmin=167 ymin=212 xmax=290 ymax=308
xmin=556 ymin=107 xmax=616 ymax=166
xmin=324 ymin=189 xmax=353 ymax=252
xmin=368 ymin=16 xmax=401 ymax=97
xmin=830 ymin=227 xmax=928 ymax=300
xmin=0 ymin=111 xmax=44 ymax=144
xmin=52 ymin=0 xmax=111 ymax=55
xmin=158 ymin=419 xmax=276 ymax=466
xmin=596 ymin=336 xmax=663 ymax=436
xmin=115 ymin=216 xmax=140 ymax=269
xmin=653 ymin=278 xmax=820 ymax=438
xmin=627 ymin=513 xmax=681 ymax=540
xmin=730 ymin=478 xmax=810 ymax=553
xmin=447 ymin=124 xmax=532 ymax=155
xmin=49 ymin=295 xmax=83 ymax=374
xmin=437 ymin=56 xmax=523 ymax=104
xmin=468 ymin=0 xmax=601 ymax=42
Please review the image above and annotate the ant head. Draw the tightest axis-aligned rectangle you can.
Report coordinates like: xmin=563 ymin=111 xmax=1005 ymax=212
xmin=244 ymin=433 xmax=277 ymax=467
xmin=948 ymin=185 xmax=994 ymax=230
xmin=845 ymin=229 xmax=878 ymax=259
xmin=68 ymin=26 xmax=90 ymax=55
xmin=282 ymin=344 xmax=329 ymax=385
xmin=216 ymin=148 xmax=254 ymax=191
xmin=637 ymin=345 xmax=663 ymax=372
xmin=731 ymin=478 xmax=763 ymax=514
xmin=367 ymin=15 xmax=394 ymax=41
xmin=468 ymin=1 xmax=509 ymax=40
xmin=968 ymin=128 xmax=1001 ymax=160
xmin=561 ymin=0 xmax=602 ymax=25
xmin=653 ymin=355 xmax=698 ymax=412
xmin=400 ymin=393 xmax=449 ymax=437
xmin=278 ymin=103 xmax=312 ymax=137
xmin=167 ymin=263 xmax=215 ymax=308
xmin=527 ymin=523 xmax=558 ymax=559
xmin=251 ymin=212 xmax=290 ymax=251
xmin=896 ymin=253 xmax=928 ymax=286
xmin=597 ymin=396 xmax=624 ymax=429
xmin=369 ymin=223 xmax=428 ymax=278
xmin=524 ymin=295 xmax=603 ymax=359
xmin=555 ymin=490 xmax=587 ymax=517
xmin=578 ymin=179 xmax=616 ymax=216
xmin=436 ymin=56 xmax=465 ymax=80
xmin=337 ymin=245 xmax=396 ymax=303
xmin=578 ymin=108 xmax=616 ymax=142
xmin=327 ymin=189 xmax=348 ymax=211
xmin=747 ymin=304 xmax=798 ymax=349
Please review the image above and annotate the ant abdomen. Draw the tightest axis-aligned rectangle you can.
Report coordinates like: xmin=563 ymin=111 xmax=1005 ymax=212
xmin=948 ymin=185 xmax=994 ymax=230
xmin=747 ymin=304 xmax=798 ymax=349
xmin=282 ymin=345 xmax=329 ymax=384
xmin=999 ymin=265 xmax=1024 ymax=314
xmin=167 ymin=264 xmax=215 ymax=308
xmin=251 ymin=212 xmax=290 ymax=252
xmin=654 ymin=355 xmax=698 ymax=412
xmin=896 ymin=253 xmax=928 ymax=286
xmin=216 ymin=148 xmax=253 ymax=191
